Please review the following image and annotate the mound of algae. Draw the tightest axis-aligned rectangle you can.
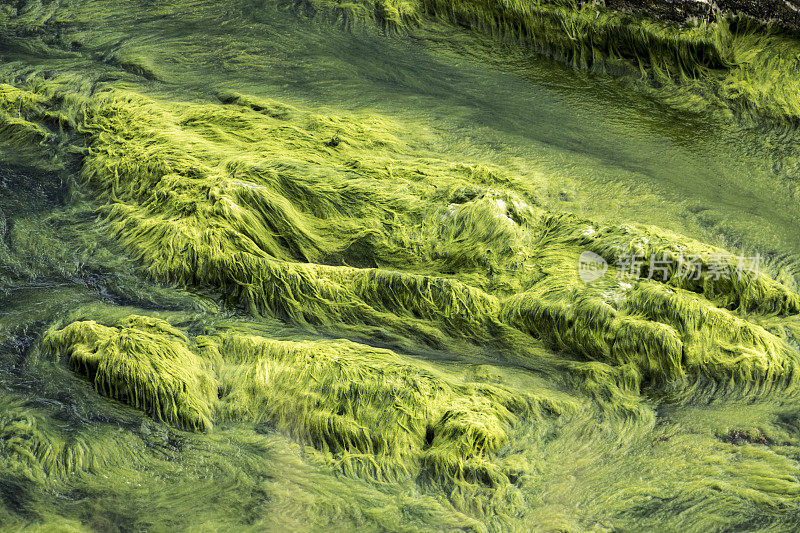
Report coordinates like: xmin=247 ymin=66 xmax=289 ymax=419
xmin=0 ymin=63 xmax=785 ymax=524
xmin=43 ymin=315 xmax=216 ymax=431
xmin=41 ymin=312 xmax=574 ymax=525
xmin=0 ymin=67 xmax=793 ymax=409
xmin=71 ymin=86 xmax=800 ymax=390
xmin=11 ymin=71 xmax=799 ymax=526
xmin=0 ymin=60 xmax=797 ymax=526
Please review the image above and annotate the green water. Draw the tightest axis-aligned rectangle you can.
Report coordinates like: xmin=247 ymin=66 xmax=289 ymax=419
xmin=3 ymin=1 xmax=800 ymax=531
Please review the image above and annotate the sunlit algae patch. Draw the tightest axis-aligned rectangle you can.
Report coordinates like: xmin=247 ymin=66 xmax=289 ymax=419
xmin=3 ymin=0 xmax=800 ymax=531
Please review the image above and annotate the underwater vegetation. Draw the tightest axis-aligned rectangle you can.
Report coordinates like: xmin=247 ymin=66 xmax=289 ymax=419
xmin=295 ymin=0 xmax=800 ymax=123
xmin=2 ymin=0 xmax=800 ymax=531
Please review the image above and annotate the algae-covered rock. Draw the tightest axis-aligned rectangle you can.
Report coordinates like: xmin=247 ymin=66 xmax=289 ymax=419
xmin=211 ymin=332 xmax=543 ymax=485
xmin=44 ymin=315 xmax=216 ymax=431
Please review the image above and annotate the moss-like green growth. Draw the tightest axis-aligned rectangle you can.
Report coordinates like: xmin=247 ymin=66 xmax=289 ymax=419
xmin=289 ymin=0 xmax=422 ymax=33
xmin=573 ymin=215 xmax=800 ymax=315
xmin=0 ymin=400 xmax=97 ymax=482
xmin=2 ymin=1 xmax=800 ymax=529
xmin=2 ymin=80 xmax=786 ymax=400
xmin=0 ymin=83 xmax=53 ymax=150
xmin=44 ymin=315 xmax=216 ymax=431
xmin=211 ymin=332 xmax=550 ymax=484
xmin=71 ymin=88 xmax=529 ymax=347
xmin=505 ymin=279 xmax=800 ymax=395
xmin=502 ymin=212 xmax=800 ymax=395
xmin=296 ymin=0 xmax=800 ymax=124
xmin=41 ymin=312 xmax=575 ymax=523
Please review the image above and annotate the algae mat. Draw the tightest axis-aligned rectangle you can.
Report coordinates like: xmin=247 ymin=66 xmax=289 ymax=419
xmin=3 ymin=0 xmax=800 ymax=531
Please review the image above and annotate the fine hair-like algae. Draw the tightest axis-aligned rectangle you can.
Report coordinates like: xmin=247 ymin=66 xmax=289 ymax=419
xmin=41 ymin=311 xmax=577 ymax=527
xmin=43 ymin=315 xmax=216 ymax=431
xmin=9 ymin=74 xmax=800 ymax=528
xmin=3 ymin=68 xmax=800 ymax=531
xmin=72 ymin=86 xmax=800 ymax=392
xmin=293 ymin=0 xmax=800 ymax=124
xmin=2 ymin=0 xmax=800 ymax=530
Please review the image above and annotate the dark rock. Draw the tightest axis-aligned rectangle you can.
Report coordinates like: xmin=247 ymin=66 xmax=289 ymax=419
xmin=602 ymin=0 xmax=800 ymax=31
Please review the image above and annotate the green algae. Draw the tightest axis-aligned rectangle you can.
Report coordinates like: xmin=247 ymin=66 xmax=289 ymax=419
xmin=41 ymin=309 xmax=571 ymax=524
xmin=4 ymin=68 xmax=800 ymax=527
xmin=8 ymin=75 xmax=799 ymax=526
xmin=296 ymin=0 xmax=800 ymax=124
xmin=2 ymin=0 xmax=800 ymax=531
xmin=44 ymin=316 xmax=216 ymax=431
xmin=210 ymin=332 xmax=548 ymax=486
xmin=39 ymin=81 xmax=795 ymax=399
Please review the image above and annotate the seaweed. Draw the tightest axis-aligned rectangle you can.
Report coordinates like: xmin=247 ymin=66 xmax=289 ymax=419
xmin=0 ymin=1 xmax=799 ymax=529
xmin=1 ymin=81 xmax=784 ymax=400
xmin=296 ymin=0 xmax=800 ymax=124
xmin=44 ymin=315 xmax=216 ymax=431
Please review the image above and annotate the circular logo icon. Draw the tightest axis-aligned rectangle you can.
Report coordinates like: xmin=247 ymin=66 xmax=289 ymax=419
xmin=578 ymin=251 xmax=608 ymax=283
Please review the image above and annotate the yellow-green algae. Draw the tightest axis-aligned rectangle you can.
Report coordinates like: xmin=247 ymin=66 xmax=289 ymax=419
xmin=297 ymin=0 xmax=800 ymax=123
xmin=70 ymin=87 xmax=800 ymax=394
xmin=43 ymin=316 xmax=216 ymax=431
xmin=2 ymin=0 xmax=800 ymax=531
xmin=12 ymin=77 xmax=800 ymax=527
xmin=43 ymin=313 xmax=575 ymax=524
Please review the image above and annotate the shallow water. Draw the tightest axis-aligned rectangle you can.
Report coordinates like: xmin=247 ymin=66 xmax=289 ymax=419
xmin=3 ymin=1 xmax=800 ymax=531
xmin=180 ymin=3 xmax=800 ymax=260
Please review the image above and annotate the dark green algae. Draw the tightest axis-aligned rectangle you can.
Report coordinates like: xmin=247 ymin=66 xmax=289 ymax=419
xmin=3 ymin=1 xmax=800 ymax=531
